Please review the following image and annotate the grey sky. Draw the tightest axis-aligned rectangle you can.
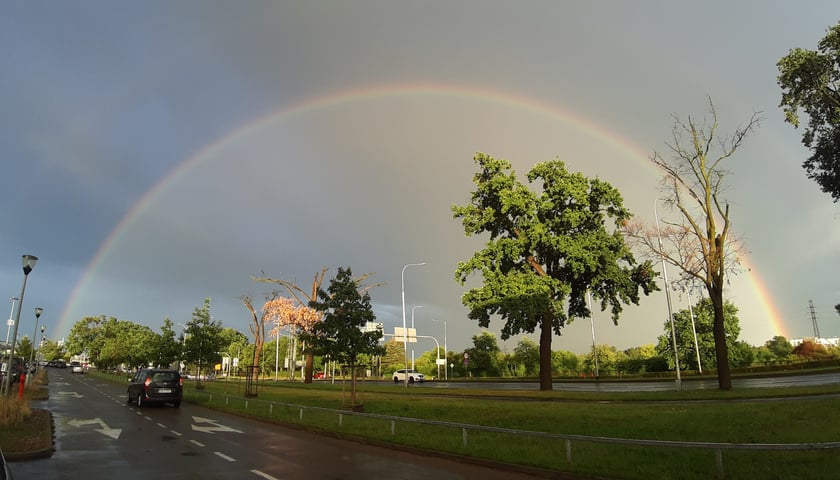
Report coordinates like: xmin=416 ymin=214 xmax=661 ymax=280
xmin=2 ymin=2 xmax=839 ymax=355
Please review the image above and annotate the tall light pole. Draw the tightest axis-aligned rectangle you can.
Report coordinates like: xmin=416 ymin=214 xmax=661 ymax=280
xmin=39 ymin=326 xmax=45 ymax=365
xmin=28 ymin=307 xmax=43 ymax=380
xmin=685 ymin=284 xmax=703 ymax=374
xmin=443 ymin=319 xmax=448 ymax=380
xmin=5 ymin=297 xmax=18 ymax=345
xmin=2 ymin=254 xmax=38 ymax=396
xmin=654 ymin=201 xmax=681 ymax=389
xmin=410 ymin=305 xmax=423 ymax=370
xmin=401 ymin=262 xmax=426 ymax=386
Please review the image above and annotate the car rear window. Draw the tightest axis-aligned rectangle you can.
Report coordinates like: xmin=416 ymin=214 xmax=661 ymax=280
xmin=152 ymin=372 xmax=178 ymax=382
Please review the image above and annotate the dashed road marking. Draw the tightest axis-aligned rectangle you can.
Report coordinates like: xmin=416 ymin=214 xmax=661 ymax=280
xmin=251 ymin=470 xmax=280 ymax=480
xmin=190 ymin=440 xmax=205 ymax=447
xmin=214 ymin=451 xmax=236 ymax=462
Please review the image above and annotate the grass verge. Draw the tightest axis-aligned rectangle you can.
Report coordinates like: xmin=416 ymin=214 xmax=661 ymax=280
xmin=0 ymin=370 xmax=53 ymax=457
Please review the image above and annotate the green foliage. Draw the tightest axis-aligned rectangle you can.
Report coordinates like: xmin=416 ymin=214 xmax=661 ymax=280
xmin=464 ymin=331 xmax=503 ymax=377
xmin=512 ymin=337 xmax=539 ymax=376
xmin=551 ymin=350 xmax=580 ymax=375
xmin=151 ymin=317 xmax=182 ymax=368
xmin=380 ymin=339 xmax=405 ymax=374
xmin=37 ymin=340 xmax=65 ymax=362
xmin=453 ymin=153 xmax=658 ymax=388
xmin=303 ymin=267 xmax=383 ymax=405
xmin=303 ymin=267 xmax=384 ymax=367
xmin=183 ymin=298 xmax=225 ymax=376
xmin=656 ymin=297 xmax=741 ymax=370
xmin=764 ymin=335 xmax=793 ymax=361
xmin=777 ymin=21 xmax=840 ymax=201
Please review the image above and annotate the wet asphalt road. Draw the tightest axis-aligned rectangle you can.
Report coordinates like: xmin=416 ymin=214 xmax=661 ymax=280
xmin=8 ymin=369 xmax=552 ymax=480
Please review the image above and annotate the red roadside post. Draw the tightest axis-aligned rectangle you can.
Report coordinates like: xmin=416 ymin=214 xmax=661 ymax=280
xmin=17 ymin=373 xmax=25 ymax=399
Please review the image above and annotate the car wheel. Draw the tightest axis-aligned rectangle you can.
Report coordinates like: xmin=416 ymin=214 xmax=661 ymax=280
xmin=408 ymin=376 xmax=415 ymax=384
xmin=136 ymin=393 xmax=143 ymax=408
xmin=393 ymin=377 xmax=399 ymax=383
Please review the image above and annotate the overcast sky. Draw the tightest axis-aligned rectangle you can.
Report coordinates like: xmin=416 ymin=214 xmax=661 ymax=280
xmin=2 ymin=2 xmax=839 ymax=357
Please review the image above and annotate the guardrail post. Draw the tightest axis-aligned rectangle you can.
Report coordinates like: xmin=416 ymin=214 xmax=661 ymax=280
xmin=715 ymin=449 xmax=724 ymax=479
xmin=225 ymin=396 xmax=229 ymax=405
xmin=565 ymin=439 xmax=572 ymax=463
xmin=391 ymin=420 xmax=395 ymax=435
xmin=300 ymin=408 xmax=304 ymax=420
xmin=269 ymin=403 xmax=273 ymax=415
xmin=462 ymin=428 xmax=468 ymax=447
xmin=339 ymin=413 xmax=343 ymax=427
xmin=245 ymin=400 xmax=249 ymax=410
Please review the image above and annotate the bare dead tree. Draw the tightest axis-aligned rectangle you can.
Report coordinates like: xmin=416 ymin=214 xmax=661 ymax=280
xmin=624 ymin=97 xmax=761 ymax=390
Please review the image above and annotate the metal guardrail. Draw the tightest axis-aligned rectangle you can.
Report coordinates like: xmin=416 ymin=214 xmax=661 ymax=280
xmin=186 ymin=389 xmax=840 ymax=479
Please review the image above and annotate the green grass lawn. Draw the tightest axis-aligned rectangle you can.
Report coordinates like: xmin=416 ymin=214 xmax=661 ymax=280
xmin=96 ymin=373 xmax=840 ymax=479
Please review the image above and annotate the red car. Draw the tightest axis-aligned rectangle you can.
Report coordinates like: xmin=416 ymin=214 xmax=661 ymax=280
xmin=313 ymin=371 xmax=326 ymax=380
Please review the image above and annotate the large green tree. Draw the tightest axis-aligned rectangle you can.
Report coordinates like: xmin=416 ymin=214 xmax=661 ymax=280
xmin=777 ymin=21 xmax=840 ymax=201
xmin=302 ymin=267 xmax=383 ymax=407
xmin=453 ymin=153 xmax=658 ymax=390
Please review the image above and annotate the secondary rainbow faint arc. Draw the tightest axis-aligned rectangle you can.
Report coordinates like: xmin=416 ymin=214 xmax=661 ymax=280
xmin=57 ymin=83 xmax=788 ymax=339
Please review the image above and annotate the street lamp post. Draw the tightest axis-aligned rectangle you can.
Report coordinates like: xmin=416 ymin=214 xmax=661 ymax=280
xmin=654 ymin=201 xmax=681 ymax=390
xmin=2 ymin=255 xmax=38 ymax=396
xmin=410 ymin=305 xmax=423 ymax=370
xmin=38 ymin=326 xmax=45 ymax=366
xmin=5 ymin=297 xmax=18 ymax=345
xmin=401 ymin=262 xmax=426 ymax=387
xmin=28 ymin=307 xmax=43 ymax=381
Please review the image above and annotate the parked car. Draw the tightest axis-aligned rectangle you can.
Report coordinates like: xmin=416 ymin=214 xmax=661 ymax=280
xmin=393 ymin=369 xmax=425 ymax=384
xmin=313 ymin=371 xmax=326 ymax=380
xmin=0 ymin=356 xmax=24 ymax=384
xmin=70 ymin=361 xmax=84 ymax=374
xmin=127 ymin=368 xmax=183 ymax=408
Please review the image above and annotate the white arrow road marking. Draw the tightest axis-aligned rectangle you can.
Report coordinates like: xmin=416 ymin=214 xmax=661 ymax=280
xmin=57 ymin=391 xmax=84 ymax=398
xmin=191 ymin=416 xmax=244 ymax=434
xmin=67 ymin=418 xmax=122 ymax=439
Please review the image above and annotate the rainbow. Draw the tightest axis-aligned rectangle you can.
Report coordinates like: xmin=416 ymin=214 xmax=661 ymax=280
xmin=57 ymin=83 xmax=789 ymax=340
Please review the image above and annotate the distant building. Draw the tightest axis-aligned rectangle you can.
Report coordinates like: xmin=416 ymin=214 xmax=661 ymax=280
xmin=790 ymin=337 xmax=840 ymax=347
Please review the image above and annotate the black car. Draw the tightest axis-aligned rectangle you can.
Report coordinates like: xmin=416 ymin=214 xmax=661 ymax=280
xmin=0 ymin=356 xmax=24 ymax=384
xmin=127 ymin=368 xmax=183 ymax=408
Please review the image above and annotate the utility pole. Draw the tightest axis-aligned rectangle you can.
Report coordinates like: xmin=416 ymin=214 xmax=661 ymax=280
xmin=809 ymin=300 xmax=820 ymax=338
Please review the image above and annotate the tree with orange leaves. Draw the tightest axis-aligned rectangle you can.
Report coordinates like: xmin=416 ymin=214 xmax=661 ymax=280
xmin=255 ymin=267 xmax=379 ymax=383
xmin=261 ymin=296 xmax=320 ymax=379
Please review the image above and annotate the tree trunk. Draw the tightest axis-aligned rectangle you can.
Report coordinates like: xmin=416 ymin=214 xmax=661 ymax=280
xmin=539 ymin=314 xmax=553 ymax=391
xmin=350 ymin=363 xmax=357 ymax=406
xmin=709 ymin=286 xmax=732 ymax=390
xmin=304 ymin=353 xmax=314 ymax=383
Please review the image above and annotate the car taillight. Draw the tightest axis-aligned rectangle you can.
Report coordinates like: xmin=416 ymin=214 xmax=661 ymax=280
xmin=178 ymin=377 xmax=183 ymax=387
xmin=144 ymin=377 xmax=152 ymax=388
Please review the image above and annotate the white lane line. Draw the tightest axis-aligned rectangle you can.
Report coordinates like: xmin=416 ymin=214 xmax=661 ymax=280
xmin=170 ymin=430 xmax=182 ymax=436
xmin=190 ymin=440 xmax=205 ymax=447
xmin=156 ymin=423 xmax=167 ymax=429
xmin=214 ymin=451 xmax=236 ymax=462
xmin=251 ymin=470 xmax=280 ymax=480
